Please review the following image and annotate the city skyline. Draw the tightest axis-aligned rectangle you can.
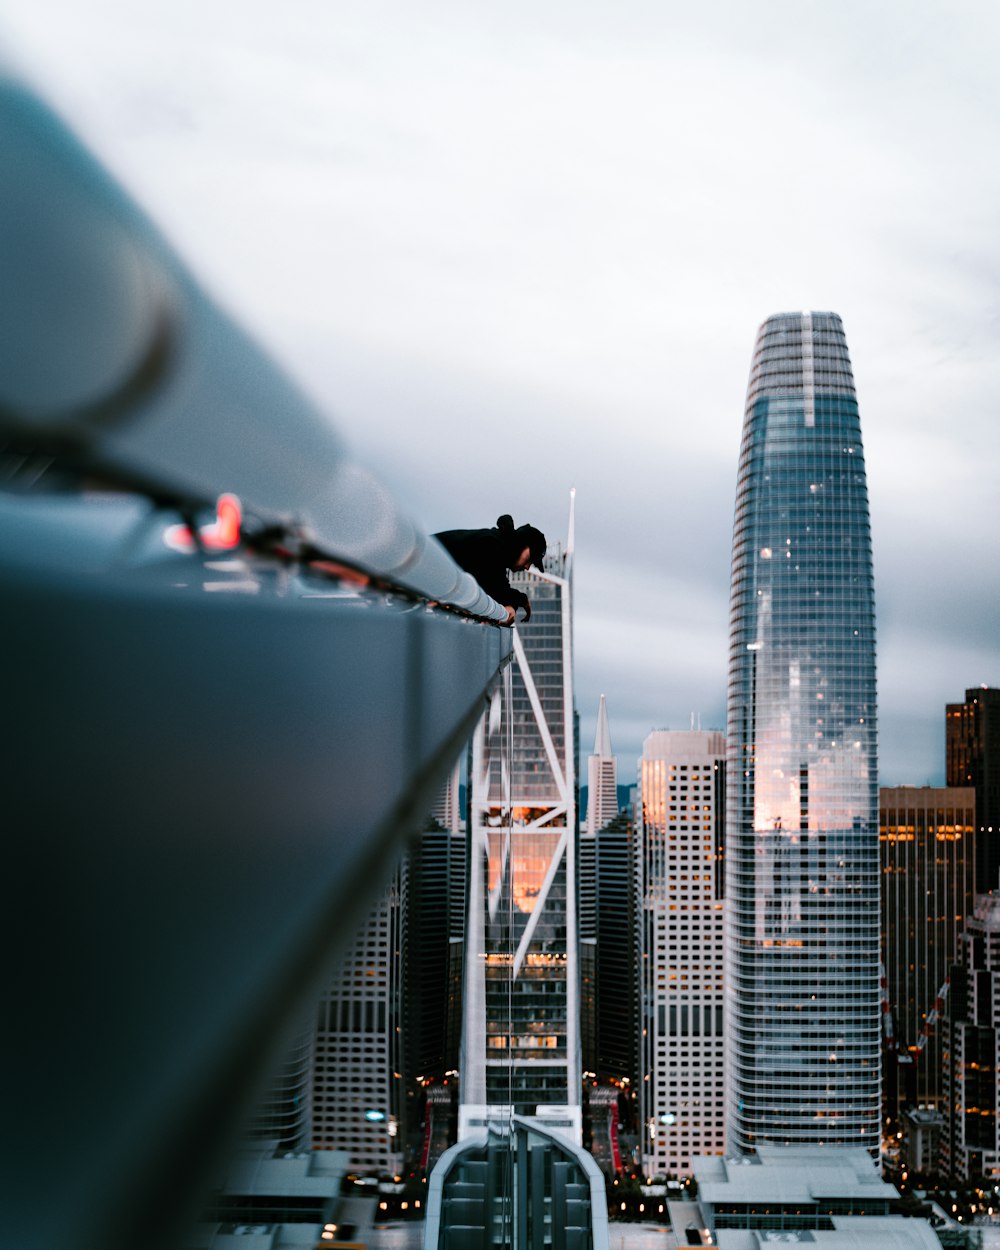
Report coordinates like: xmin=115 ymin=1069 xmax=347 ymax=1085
xmin=3 ymin=2 xmax=997 ymax=789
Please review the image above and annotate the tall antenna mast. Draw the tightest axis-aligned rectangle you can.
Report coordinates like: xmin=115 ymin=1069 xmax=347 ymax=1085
xmin=565 ymin=486 xmax=576 ymax=582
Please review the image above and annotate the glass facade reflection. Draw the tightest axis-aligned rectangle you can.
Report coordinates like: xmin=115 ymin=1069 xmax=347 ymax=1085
xmin=725 ymin=312 xmax=880 ymax=1154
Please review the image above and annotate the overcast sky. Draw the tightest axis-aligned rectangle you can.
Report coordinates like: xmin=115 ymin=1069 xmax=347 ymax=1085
xmin=4 ymin=1 xmax=997 ymax=785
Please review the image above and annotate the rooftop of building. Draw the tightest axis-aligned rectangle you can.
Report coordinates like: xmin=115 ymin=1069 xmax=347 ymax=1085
xmin=668 ymin=1198 xmax=712 ymax=1244
xmin=694 ymin=1147 xmax=898 ymax=1206
xmin=973 ymin=892 xmax=1000 ymax=927
xmin=716 ymin=1215 xmax=941 ymax=1250
xmin=902 ymin=1109 xmax=945 ymax=1128
xmin=214 ymin=1145 xmax=351 ymax=1198
xmin=191 ymin=1224 xmax=323 ymax=1250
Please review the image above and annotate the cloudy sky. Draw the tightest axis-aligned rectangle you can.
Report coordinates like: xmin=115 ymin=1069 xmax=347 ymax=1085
xmin=4 ymin=0 xmax=997 ymax=785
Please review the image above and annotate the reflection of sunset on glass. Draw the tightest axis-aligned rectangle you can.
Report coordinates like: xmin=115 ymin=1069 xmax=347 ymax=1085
xmin=512 ymin=832 xmax=561 ymax=913
xmin=486 ymin=829 xmax=507 ymax=895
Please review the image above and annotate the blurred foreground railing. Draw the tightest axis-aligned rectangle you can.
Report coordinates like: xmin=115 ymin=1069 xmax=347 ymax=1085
xmin=0 ymin=71 xmax=511 ymax=1250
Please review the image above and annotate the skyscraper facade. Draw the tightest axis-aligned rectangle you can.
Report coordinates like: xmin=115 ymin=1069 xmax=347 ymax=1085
xmin=725 ymin=311 xmax=880 ymax=1155
xmin=880 ymin=785 xmax=976 ymax=1114
xmin=947 ymin=686 xmax=1000 ymax=894
xmin=405 ymin=812 xmax=467 ymax=1169
xmin=312 ymin=870 xmax=405 ymax=1173
xmin=582 ymin=694 xmax=618 ymax=1087
xmin=595 ymin=808 xmax=639 ymax=1088
xmin=639 ymin=729 xmax=726 ymax=1175
xmin=460 ymin=533 xmax=579 ymax=1140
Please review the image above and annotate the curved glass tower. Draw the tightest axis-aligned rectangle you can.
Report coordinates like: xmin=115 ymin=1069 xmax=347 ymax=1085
xmin=725 ymin=311 xmax=880 ymax=1154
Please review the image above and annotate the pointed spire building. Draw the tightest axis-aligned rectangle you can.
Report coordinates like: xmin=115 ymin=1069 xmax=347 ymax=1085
xmin=587 ymin=695 xmax=619 ymax=836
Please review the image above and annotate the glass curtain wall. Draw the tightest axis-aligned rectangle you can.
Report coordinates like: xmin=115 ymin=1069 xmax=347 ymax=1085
xmin=462 ymin=540 xmax=580 ymax=1134
xmin=725 ymin=311 xmax=881 ymax=1154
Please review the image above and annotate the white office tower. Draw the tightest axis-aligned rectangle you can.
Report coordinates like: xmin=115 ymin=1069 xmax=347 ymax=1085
xmin=587 ymin=695 xmax=619 ymax=836
xmin=639 ymin=729 xmax=726 ymax=1176
xmin=312 ymin=869 xmax=405 ymax=1173
xmin=460 ymin=508 xmax=579 ymax=1143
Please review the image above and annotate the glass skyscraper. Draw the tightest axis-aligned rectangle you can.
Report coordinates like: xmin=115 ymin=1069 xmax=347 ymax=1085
xmin=725 ymin=311 xmax=880 ymax=1154
xmin=460 ymin=532 xmax=580 ymax=1142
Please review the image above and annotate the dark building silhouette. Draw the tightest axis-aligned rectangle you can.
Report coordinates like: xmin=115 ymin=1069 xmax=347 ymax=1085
xmin=941 ymin=893 xmax=1000 ymax=1179
xmin=405 ymin=814 xmax=467 ymax=1168
xmin=947 ymin=687 xmax=1000 ymax=894
xmin=595 ymin=809 xmax=638 ymax=1088
xmin=879 ymin=786 xmax=976 ymax=1118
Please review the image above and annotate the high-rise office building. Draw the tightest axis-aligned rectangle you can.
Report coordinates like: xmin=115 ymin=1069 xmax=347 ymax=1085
xmin=941 ymin=893 xmax=1000 ymax=1179
xmin=587 ymin=695 xmax=619 ymax=836
xmin=460 ymin=529 xmax=579 ymax=1141
xmin=588 ymin=805 xmax=639 ymax=1175
xmin=595 ymin=808 xmax=639 ymax=1088
xmin=312 ymin=869 xmax=405 ymax=1173
xmin=725 ymin=311 xmax=880 ymax=1154
xmin=405 ymin=818 xmax=467 ymax=1168
xmin=582 ymin=694 xmax=619 ymax=1093
xmin=880 ymin=786 xmax=976 ymax=1116
xmin=947 ymin=687 xmax=1000 ymax=894
xmin=639 ymin=729 xmax=726 ymax=1175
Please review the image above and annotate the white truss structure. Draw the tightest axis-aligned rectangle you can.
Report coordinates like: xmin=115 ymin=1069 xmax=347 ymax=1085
xmin=460 ymin=517 xmax=578 ymax=1141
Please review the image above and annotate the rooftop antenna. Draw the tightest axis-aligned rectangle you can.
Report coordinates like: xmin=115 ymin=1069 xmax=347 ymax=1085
xmin=565 ymin=485 xmax=576 ymax=583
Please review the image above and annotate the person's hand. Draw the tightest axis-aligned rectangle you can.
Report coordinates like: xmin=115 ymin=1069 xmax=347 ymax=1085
xmin=519 ymin=601 xmax=532 ymax=623
xmin=503 ymin=605 xmax=516 ymax=626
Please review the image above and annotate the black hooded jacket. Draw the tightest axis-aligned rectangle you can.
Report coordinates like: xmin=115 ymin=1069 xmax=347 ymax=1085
xmin=433 ymin=514 xmax=534 ymax=617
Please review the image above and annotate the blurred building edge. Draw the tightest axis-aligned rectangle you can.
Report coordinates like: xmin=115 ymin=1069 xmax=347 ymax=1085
xmin=243 ymin=1022 xmax=315 ymax=1155
xmin=0 ymin=70 xmax=513 ymax=1250
xmin=431 ymin=760 xmax=464 ymax=835
xmin=198 ymin=1146 xmax=349 ymax=1230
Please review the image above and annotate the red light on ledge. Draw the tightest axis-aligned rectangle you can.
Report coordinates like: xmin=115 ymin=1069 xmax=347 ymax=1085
xmin=201 ymin=494 xmax=241 ymax=550
xmin=164 ymin=494 xmax=242 ymax=553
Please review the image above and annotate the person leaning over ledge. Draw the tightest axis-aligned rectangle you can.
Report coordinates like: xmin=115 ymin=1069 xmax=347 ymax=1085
xmin=433 ymin=514 xmax=547 ymax=625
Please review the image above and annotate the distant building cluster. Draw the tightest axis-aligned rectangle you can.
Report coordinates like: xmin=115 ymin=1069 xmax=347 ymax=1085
xmin=233 ymin=312 xmax=997 ymax=1247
